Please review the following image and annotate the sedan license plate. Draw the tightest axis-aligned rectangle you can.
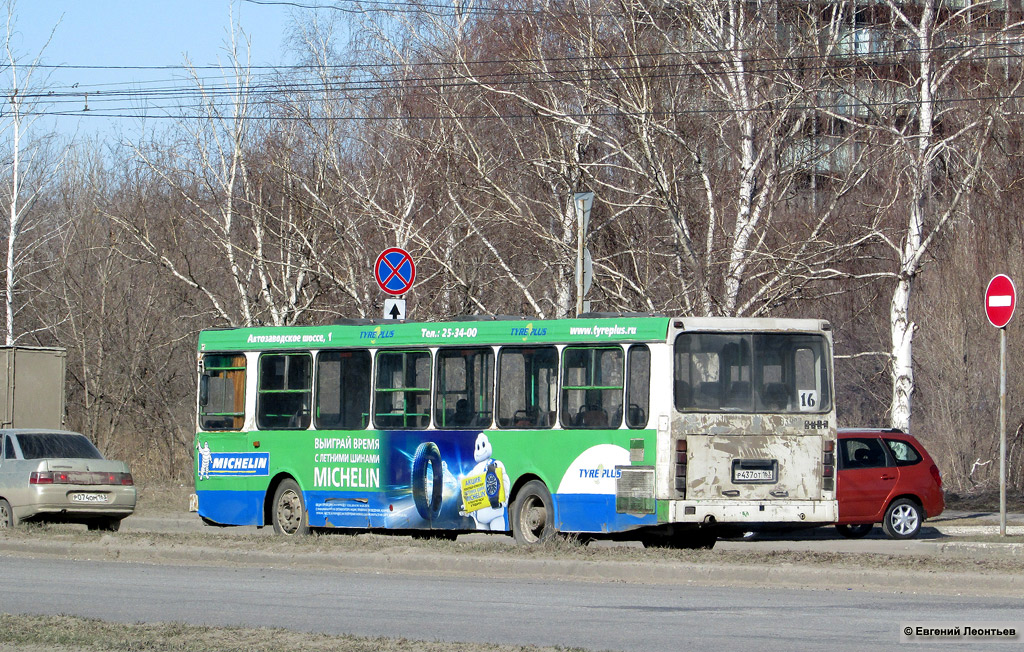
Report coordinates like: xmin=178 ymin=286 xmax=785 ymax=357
xmin=71 ymin=493 xmax=109 ymax=503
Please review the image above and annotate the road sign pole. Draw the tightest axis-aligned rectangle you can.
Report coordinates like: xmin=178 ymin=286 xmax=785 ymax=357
xmin=999 ymin=326 xmax=1007 ymax=537
xmin=984 ymin=273 xmax=1014 ymax=537
xmin=574 ymin=192 xmax=593 ymax=317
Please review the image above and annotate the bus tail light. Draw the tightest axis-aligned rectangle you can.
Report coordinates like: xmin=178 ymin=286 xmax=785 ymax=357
xmin=675 ymin=439 xmax=687 ymax=496
xmin=822 ymin=439 xmax=835 ymax=492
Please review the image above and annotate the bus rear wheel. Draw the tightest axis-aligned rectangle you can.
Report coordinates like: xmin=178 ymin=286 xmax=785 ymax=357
xmin=272 ymin=479 xmax=310 ymax=537
xmin=511 ymin=480 xmax=556 ymax=544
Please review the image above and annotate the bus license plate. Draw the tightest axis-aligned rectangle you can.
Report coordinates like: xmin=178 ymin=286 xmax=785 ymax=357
xmin=733 ymin=469 xmax=775 ymax=482
xmin=71 ymin=493 xmax=108 ymax=503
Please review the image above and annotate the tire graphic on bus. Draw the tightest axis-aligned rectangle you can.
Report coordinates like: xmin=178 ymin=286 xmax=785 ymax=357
xmin=411 ymin=441 xmax=444 ymax=522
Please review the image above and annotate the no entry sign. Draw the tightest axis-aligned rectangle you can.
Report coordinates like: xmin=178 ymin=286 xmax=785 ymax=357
xmin=985 ymin=274 xmax=1016 ymax=328
xmin=375 ymin=248 xmax=416 ymax=296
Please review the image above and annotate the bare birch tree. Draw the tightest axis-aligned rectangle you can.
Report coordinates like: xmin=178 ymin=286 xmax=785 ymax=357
xmin=828 ymin=0 xmax=1022 ymax=430
xmin=116 ymin=25 xmax=325 ymax=327
xmin=600 ymin=0 xmax=872 ymax=317
xmin=0 ymin=1 xmax=66 ymax=344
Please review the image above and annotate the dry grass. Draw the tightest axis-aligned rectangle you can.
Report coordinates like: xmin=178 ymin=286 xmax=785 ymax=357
xmin=131 ymin=482 xmax=195 ymax=516
xmin=0 ymin=614 xmax=589 ymax=652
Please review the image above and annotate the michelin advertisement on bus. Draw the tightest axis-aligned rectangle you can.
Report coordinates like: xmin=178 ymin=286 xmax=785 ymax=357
xmin=305 ymin=430 xmax=511 ymax=530
xmin=195 ymin=428 xmax=646 ymax=532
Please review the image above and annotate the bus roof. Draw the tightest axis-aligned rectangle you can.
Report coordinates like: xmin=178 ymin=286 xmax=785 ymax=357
xmin=196 ymin=315 xmax=831 ymax=352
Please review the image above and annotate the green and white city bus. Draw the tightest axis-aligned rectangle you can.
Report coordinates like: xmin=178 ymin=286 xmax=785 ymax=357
xmin=191 ymin=315 xmax=837 ymax=546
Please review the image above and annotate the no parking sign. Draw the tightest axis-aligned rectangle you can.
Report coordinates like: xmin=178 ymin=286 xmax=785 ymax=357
xmin=375 ymin=248 xmax=415 ymax=296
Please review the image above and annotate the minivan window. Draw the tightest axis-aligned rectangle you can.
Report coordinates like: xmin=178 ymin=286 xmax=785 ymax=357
xmin=840 ymin=437 xmax=888 ymax=470
xmin=886 ymin=439 xmax=922 ymax=466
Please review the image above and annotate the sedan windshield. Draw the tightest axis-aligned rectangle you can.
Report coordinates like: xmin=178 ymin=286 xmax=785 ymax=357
xmin=16 ymin=433 xmax=104 ymax=460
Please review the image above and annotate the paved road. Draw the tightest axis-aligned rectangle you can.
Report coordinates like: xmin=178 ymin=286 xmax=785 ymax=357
xmin=1 ymin=555 xmax=1021 ymax=652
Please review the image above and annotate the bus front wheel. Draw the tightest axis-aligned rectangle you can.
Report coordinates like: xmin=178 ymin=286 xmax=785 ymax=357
xmin=511 ymin=480 xmax=556 ymax=545
xmin=272 ymin=479 xmax=310 ymax=537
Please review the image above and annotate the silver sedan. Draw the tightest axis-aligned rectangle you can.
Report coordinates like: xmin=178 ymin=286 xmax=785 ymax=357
xmin=0 ymin=429 xmax=136 ymax=531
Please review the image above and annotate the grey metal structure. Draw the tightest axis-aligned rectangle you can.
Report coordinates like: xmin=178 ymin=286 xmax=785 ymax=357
xmin=0 ymin=346 xmax=67 ymax=429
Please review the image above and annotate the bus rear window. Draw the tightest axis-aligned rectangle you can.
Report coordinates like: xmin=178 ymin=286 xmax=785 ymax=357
xmin=674 ymin=333 xmax=831 ymax=414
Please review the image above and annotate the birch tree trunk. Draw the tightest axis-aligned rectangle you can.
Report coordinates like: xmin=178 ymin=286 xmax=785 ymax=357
xmin=2 ymin=1 xmax=64 ymax=345
xmin=874 ymin=0 xmax=1016 ymax=430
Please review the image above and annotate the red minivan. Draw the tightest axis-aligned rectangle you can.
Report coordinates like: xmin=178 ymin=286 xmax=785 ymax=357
xmin=835 ymin=428 xmax=944 ymax=539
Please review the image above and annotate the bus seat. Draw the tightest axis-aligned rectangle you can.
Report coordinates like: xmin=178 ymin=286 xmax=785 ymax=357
xmin=674 ymin=381 xmax=692 ymax=408
xmin=725 ymin=382 xmax=750 ymax=407
xmin=513 ymin=408 xmax=534 ymax=428
xmin=577 ymin=406 xmax=608 ymax=428
xmin=762 ymin=383 xmax=790 ymax=410
xmin=697 ymin=382 xmax=720 ymax=407
xmin=451 ymin=399 xmax=472 ymax=427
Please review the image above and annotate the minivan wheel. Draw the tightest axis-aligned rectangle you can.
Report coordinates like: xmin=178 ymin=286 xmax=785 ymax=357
xmin=882 ymin=498 xmax=922 ymax=539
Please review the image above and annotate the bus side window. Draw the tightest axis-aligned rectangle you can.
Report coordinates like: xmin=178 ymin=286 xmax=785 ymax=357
xmin=434 ymin=348 xmax=495 ymax=430
xmin=316 ymin=350 xmax=371 ymax=430
xmin=199 ymin=354 xmax=246 ymax=431
xmin=257 ymin=353 xmax=313 ymax=430
xmin=625 ymin=344 xmax=650 ymax=428
xmin=374 ymin=350 xmax=431 ymax=429
xmin=497 ymin=347 xmax=557 ymax=429
xmin=560 ymin=346 xmax=623 ymax=429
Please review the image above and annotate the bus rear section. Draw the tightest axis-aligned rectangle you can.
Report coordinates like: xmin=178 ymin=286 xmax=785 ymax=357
xmin=662 ymin=319 xmax=837 ymax=530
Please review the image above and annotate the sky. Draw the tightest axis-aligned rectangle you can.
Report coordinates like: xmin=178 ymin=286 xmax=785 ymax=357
xmin=8 ymin=0 xmax=304 ymax=136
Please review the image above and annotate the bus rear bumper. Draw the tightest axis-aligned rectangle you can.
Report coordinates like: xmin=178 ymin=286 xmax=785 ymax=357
xmin=666 ymin=499 xmax=837 ymax=524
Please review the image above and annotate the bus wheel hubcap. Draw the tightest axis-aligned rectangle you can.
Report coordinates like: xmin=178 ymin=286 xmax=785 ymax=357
xmin=523 ymin=497 xmax=546 ymax=540
xmin=278 ymin=490 xmax=302 ymax=534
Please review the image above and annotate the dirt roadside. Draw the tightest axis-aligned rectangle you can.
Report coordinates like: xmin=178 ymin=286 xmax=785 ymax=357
xmin=3 ymin=483 xmax=1024 ymax=598
xmin=3 ymin=516 xmax=1024 ymax=598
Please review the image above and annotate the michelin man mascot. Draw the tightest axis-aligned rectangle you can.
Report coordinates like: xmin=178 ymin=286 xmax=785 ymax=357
xmin=463 ymin=432 xmax=510 ymax=531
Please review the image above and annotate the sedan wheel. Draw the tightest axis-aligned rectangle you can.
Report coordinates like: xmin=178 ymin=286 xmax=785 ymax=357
xmin=882 ymin=498 xmax=922 ymax=539
xmin=0 ymin=499 xmax=14 ymax=528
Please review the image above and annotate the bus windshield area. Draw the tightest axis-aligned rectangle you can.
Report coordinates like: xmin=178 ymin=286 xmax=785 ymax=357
xmin=673 ymin=332 xmax=831 ymax=414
